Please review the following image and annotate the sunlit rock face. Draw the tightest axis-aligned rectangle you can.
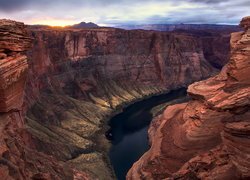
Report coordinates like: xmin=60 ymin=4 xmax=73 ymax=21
xmin=127 ymin=16 xmax=250 ymax=180
xmin=0 ymin=20 xmax=32 ymax=112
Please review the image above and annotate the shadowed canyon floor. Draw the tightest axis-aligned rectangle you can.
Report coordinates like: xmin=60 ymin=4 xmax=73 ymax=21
xmin=0 ymin=17 xmax=247 ymax=180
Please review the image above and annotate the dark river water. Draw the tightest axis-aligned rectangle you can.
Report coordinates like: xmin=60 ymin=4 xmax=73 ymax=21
xmin=106 ymin=88 xmax=187 ymax=180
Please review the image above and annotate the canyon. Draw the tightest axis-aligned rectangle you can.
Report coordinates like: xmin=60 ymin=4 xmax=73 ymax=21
xmin=0 ymin=16 xmax=247 ymax=180
xmin=127 ymin=16 xmax=250 ymax=179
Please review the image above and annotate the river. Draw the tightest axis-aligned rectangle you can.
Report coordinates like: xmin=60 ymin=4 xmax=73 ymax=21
xmin=106 ymin=88 xmax=188 ymax=180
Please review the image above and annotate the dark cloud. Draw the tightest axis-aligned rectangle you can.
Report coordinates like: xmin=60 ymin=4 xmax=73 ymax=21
xmin=0 ymin=0 xmax=136 ymax=11
xmin=0 ymin=0 xmax=28 ymax=11
xmin=188 ymin=0 xmax=229 ymax=3
xmin=0 ymin=0 xmax=84 ymax=11
xmin=0 ymin=0 xmax=247 ymax=10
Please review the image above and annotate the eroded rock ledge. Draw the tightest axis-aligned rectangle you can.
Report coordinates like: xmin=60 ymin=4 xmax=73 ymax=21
xmin=0 ymin=20 xmax=32 ymax=112
xmin=127 ymin=16 xmax=250 ymax=180
xmin=0 ymin=20 xmax=90 ymax=180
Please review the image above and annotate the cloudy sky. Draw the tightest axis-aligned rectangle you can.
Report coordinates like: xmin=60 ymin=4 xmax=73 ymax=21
xmin=0 ymin=0 xmax=249 ymax=26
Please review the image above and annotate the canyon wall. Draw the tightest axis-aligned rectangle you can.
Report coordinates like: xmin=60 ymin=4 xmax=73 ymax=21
xmin=127 ymin=16 xmax=250 ymax=180
xmin=0 ymin=20 xmax=91 ymax=180
xmin=25 ymin=26 xmax=229 ymax=107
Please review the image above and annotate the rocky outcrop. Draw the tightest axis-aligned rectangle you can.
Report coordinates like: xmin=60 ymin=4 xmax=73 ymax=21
xmin=127 ymin=16 xmax=250 ymax=179
xmin=240 ymin=16 xmax=250 ymax=30
xmin=0 ymin=20 xmax=32 ymax=112
xmin=0 ymin=19 xmax=92 ymax=180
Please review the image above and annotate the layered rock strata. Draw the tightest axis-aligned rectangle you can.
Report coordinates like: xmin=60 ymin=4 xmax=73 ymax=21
xmin=127 ymin=16 xmax=250 ymax=180
xmin=0 ymin=20 xmax=32 ymax=112
xmin=0 ymin=19 xmax=91 ymax=180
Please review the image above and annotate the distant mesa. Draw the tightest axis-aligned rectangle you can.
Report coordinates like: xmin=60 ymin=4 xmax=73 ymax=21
xmin=67 ymin=22 xmax=99 ymax=29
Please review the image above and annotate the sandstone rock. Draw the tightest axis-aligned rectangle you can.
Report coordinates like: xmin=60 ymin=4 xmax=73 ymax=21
xmin=240 ymin=16 xmax=250 ymax=30
xmin=0 ymin=19 xmax=32 ymax=112
xmin=0 ymin=19 xmax=32 ymax=52
xmin=0 ymin=52 xmax=6 ymax=59
xmin=0 ymin=19 xmax=89 ymax=180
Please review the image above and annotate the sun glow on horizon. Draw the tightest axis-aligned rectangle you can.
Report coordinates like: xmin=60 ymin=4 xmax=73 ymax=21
xmin=31 ymin=18 xmax=78 ymax=27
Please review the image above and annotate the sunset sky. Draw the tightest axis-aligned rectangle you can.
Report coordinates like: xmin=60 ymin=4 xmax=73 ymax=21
xmin=0 ymin=0 xmax=249 ymax=26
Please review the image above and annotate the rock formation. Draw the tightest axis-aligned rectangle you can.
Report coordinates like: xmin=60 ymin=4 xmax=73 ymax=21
xmin=0 ymin=20 xmax=32 ymax=112
xmin=0 ymin=19 xmax=92 ymax=180
xmin=127 ymin=16 xmax=250 ymax=180
xmin=0 ymin=17 xmax=238 ymax=179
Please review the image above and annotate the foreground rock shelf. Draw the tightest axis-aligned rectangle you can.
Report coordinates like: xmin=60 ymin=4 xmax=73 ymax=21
xmin=127 ymin=16 xmax=250 ymax=180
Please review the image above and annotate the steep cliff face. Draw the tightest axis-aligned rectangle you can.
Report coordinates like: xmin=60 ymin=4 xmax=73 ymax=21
xmin=127 ymin=16 xmax=250 ymax=180
xmin=24 ymin=26 xmax=234 ymax=111
xmin=26 ymin=27 xmax=224 ymax=106
xmin=23 ymin=26 xmax=234 ymax=178
xmin=0 ymin=20 xmax=91 ymax=180
xmin=0 ymin=20 xmax=31 ymax=112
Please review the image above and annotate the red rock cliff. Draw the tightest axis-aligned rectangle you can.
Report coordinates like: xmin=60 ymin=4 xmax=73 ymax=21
xmin=0 ymin=20 xmax=31 ymax=112
xmin=0 ymin=20 xmax=91 ymax=180
xmin=127 ymin=16 xmax=250 ymax=180
xmin=26 ymin=27 xmax=224 ymax=107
